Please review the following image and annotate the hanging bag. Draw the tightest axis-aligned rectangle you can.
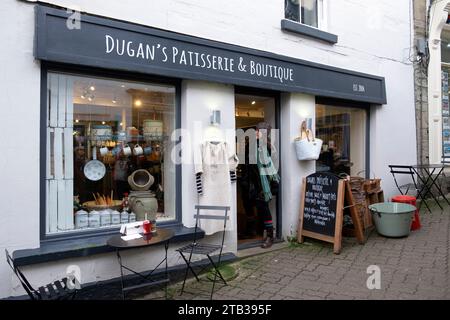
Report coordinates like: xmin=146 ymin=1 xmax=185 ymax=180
xmin=294 ymin=121 xmax=323 ymax=161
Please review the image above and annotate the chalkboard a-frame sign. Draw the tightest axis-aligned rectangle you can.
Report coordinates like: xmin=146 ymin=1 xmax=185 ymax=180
xmin=297 ymin=173 xmax=345 ymax=254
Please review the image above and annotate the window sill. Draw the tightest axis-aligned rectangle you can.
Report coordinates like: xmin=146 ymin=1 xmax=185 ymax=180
xmin=13 ymin=225 xmax=204 ymax=267
xmin=280 ymin=19 xmax=338 ymax=44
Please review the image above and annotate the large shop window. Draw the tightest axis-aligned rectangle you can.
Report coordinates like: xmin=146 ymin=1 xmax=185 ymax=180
xmin=45 ymin=72 xmax=176 ymax=235
xmin=285 ymin=0 xmax=324 ymax=29
xmin=315 ymin=104 xmax=367 ymax=177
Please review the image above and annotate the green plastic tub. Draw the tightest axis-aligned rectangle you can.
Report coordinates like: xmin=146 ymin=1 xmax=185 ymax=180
xmin=369 ymin=202 xmax=416 ymax=238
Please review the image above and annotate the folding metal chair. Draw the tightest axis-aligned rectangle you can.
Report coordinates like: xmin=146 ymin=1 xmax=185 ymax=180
xmin=5 ymin=249 xmax=78 ymax=300
xmin=388 ymin=165 xmax=431 ymax=212
xmin=176 ymin=205 xmax=230 ymax=300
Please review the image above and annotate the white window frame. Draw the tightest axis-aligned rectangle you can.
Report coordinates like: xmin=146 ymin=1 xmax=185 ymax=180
xmin=289 ymin=0 xmax=327 ymax=30
xmin=317 ymin=0 xmax=327 ymax=30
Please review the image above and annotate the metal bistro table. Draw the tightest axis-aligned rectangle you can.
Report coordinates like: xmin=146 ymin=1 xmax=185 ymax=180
xmin=107 ymin=228 xmax=174 ymax=300
xmin=411 ymin=164 xmax=450 ymax=211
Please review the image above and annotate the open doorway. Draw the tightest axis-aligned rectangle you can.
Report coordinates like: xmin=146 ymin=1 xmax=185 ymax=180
xmin=235 ymin=92 xmax=280 ymax=248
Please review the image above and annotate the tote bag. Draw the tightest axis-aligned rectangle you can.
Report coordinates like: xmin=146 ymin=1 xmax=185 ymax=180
xmin=294 ymin=121 xmax=323 ymax=161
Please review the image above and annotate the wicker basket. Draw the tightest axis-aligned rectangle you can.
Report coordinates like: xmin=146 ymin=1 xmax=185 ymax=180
xmin=363 ymin=179 xmax=381 ymax=194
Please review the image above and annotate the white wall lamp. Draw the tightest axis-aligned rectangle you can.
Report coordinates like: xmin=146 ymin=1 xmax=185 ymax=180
xmin=210 ymin=110 xmax=221 ymax=126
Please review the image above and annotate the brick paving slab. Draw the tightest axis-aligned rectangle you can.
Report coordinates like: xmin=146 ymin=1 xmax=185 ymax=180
xmin=139 ymin=206 xmax=450 ymax=300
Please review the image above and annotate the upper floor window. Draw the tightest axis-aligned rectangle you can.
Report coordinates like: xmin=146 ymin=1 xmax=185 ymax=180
xmin=285 ymin=0 xmax=325 ymax=29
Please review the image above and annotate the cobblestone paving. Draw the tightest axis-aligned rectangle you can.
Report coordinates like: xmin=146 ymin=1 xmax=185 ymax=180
xmin=142 ymin=206 xmax=450 ymax=300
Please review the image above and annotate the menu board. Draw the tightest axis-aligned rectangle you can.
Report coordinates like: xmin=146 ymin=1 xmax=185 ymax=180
xmin=297 ymin=172 xmax=345 ymax=254
xmin=302 ymin=173 xmax=340 ymax=236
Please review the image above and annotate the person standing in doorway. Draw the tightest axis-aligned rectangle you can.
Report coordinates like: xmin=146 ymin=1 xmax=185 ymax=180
xmin=243 ymin=122 xmax=280 ymax=248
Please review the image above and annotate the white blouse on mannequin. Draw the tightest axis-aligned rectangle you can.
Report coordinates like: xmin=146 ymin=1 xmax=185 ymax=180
xmin=193 ymin=140 xmax=239 ymax=235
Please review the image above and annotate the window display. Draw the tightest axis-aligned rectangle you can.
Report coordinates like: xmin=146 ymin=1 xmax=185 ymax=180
xmin=45 ymin=72 xmax=176 ymax=235
xmin=315 ymin=104 xmax=367 ymax=176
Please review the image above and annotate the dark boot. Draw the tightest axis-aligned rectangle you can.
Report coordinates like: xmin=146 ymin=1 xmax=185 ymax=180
xmin=261 ymin=229 xmax=273 ymax=249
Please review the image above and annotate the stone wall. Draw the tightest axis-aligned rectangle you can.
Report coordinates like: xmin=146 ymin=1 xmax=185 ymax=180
xmin=414 ymin=0 xmax=430 ymax=165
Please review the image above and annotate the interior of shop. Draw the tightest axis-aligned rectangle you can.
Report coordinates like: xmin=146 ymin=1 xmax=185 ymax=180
xmin=315 ymin=103 xmax=367 ymax=177
xmin=235 ymin=93 xmax=279 ymax=246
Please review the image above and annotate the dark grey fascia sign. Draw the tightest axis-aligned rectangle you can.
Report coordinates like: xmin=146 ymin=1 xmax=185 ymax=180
xmin=35 ymin=6 xmax=386 ymax=104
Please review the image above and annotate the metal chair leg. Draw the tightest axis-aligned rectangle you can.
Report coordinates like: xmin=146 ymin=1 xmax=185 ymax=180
xmin=165 ymin=241 xmax=169 ymax=300
xmin=179 ymin=251 xmax=200 ymax=282
xmin=116 ymin=250 xmax=125 ymax=300
xmin=207 ymin=255 xmax=227 ymax=285
xmin=207 ymin=254 xmax=227 ymax=300
xmin=179 ymin=251 xmax=199 ymax=296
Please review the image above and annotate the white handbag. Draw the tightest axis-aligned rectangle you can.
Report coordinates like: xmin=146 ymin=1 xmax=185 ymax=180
xmin=294 ymin=121 xmax=323 ymax=161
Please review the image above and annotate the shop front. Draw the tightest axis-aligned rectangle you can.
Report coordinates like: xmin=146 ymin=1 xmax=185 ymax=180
xmin=2 ymin=4 xmax=393 ymax=298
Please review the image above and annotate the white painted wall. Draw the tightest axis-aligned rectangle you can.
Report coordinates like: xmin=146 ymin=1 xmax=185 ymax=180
xmin=23 ymin=0 xmax=413 ymax=75
xmin=181 ymin=80 xmax=237 ymax=254
xmin=370 ymin=60 xmax=416 ymax=198
xmin=0 ymin=0 xmax=416 ymax=298
xmin=0 ymin=1 xmax=41 ymax=298
xmin=280 ymin=93 xmax=316 ymax=239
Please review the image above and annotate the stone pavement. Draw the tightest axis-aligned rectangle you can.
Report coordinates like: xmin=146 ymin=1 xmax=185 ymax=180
xmin=141 ymin=204 xmax=450 ymax=300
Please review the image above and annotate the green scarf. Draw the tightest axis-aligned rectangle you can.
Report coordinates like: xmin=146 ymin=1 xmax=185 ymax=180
xmin=256 ymin=141 xmax=280 ymax=202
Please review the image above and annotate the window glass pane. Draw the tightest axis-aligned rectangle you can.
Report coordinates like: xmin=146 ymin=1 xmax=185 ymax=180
xmin=285 ymin=0 xmax=300 ymax=22
xmin=301 ymin=0 xmax=318 ymax=28
xmin=315 ymin=105 xmax=366 ymax=176
xmin=442 ymin=67 xmax=450 ymax=157
xmin=46 ymin=72 xmax=176 ymax=235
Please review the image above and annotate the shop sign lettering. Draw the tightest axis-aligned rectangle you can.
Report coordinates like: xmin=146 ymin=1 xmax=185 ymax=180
xmin=105 ymin=35 xmax=294 ymax=84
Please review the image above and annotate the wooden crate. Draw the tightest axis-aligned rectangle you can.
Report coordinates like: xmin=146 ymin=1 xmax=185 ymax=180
xmin=367 ymin=189 xmax=384 ymax=205
xmin=343 ymin=177 xmax=384 ymax=239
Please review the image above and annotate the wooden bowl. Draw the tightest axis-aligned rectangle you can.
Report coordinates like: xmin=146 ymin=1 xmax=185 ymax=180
xmin=83 ymin=200 xmax=122 ymax=211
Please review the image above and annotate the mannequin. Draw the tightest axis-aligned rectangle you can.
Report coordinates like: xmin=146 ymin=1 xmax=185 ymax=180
xmin=241 ymin=122 xmax=280 ymax=248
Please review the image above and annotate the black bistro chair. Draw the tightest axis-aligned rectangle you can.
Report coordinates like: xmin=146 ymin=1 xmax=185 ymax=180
xmin=176 ymin=205 xmax=230 ymax=300
xmin=5 ymin=249 xmax=78 ymax=300
xmin=388 ymin=164 xmax=431 ymax=212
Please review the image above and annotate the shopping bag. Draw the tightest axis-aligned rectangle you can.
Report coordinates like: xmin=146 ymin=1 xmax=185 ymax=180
xmin=294 ymin=121 xmax=323 ymax=161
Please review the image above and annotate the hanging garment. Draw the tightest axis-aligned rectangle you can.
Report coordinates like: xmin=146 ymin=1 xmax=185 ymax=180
xmin=194 ymin=141 xmax=239 ymax=235
xmin=256 ymin=140 xmax=280 ymax=202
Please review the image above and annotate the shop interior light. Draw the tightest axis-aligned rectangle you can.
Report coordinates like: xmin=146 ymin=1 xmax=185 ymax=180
xmin=102 ymin=121 xmax=106 ymax=125
xmin=81 ymin=91 xmax=87 ymax=99
xmin=447 ymin=43 xmax=450 ymax=48
xmin=135 ymin=99 xmax=142 ymax=107
xmin=75 ymin=119 xmax=79 ymax=123
xmin=112 ymin=96 xmax=117 ymax=104
xmin=89 ymin=84 xmax=96 ymax=91
xmin=251 ymin=101 xmax=256 ymax=105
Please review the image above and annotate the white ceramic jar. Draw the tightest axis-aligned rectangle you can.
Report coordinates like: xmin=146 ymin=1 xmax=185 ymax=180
xmin=88 ymin=210 xmax=100 ymax=228
xmin=75 ymin=210 xmax=89 ymax=229
xmin=111 ymin=210 xmax=121 ymax=225
xmin=100 ymin=209 xmax=111 ymax=226
xmin=120 ymin=210 xmax=129 ymax=224
xmin=129 ymin=212 xmax=136 ymax=222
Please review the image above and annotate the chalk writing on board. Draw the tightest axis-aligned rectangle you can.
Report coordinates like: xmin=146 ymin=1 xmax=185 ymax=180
xmin=302 ymin=173 xmax=339 ymax=236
